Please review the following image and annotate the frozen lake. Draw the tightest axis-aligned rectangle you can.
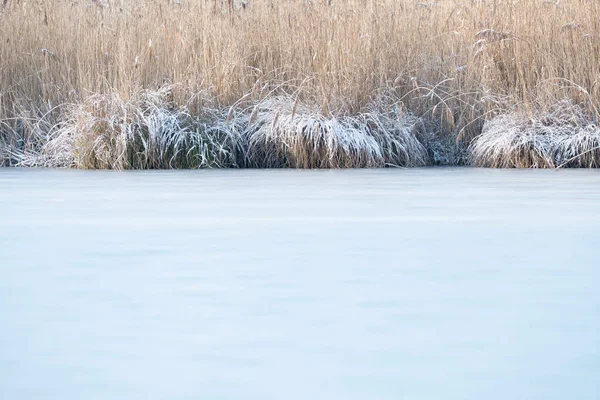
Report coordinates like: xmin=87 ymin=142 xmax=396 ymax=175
xmin=1 ymin=168 xmax=599 ymax=400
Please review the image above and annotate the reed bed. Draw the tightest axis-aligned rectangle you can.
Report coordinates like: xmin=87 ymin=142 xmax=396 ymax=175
xmin=2 ymin=0 xmax=600 ymax=168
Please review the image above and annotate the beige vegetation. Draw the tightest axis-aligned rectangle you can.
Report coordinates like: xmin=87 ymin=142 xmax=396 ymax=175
xmin=1 ymin=0 xmax=599 ymax=168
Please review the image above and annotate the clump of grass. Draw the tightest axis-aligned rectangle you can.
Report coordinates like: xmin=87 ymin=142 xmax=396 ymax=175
xmin=553 ymin=128 xmax=600 ymax=168
xmin=244 ymin=97 xmax=427 ymax=168
xmin=38 ymin=87 xmax=244 ymax=170
xmin=0 ymin=98 xmax=59 ymax=167
xmin=470 ymin=102 xmax=600 ymax=168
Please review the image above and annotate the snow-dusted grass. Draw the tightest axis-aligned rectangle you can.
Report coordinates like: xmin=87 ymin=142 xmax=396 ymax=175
xmin=470 ymin=104 xmax=600 ymax=168
xmin=1 ymin=89 xmax=427 ymax=169
xmin=35 ymin=88 xmax=244 ymax=169
xmin=6 ymin=91 xmax=600 ymax=170
xmin=0 ymin=104 xmax=55 ymax=167
xmin=244 ymin=97 xmax=427 ymax=168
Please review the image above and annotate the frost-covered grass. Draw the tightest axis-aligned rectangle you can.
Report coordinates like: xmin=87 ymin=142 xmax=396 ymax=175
xmin=3 ymin=89 xmax=427 ymax=169
xmin=4 ymin=90 xmax=600 ymax=170
xmin=31 ymin=88 xmax=244 ymax=169
xmin=470 ymin=104 xmax=600 ymax=168
xmin=0 ymin=103 xmax=55 ymax=167
xmin=245 ymin=97 xmax=427 ymax=168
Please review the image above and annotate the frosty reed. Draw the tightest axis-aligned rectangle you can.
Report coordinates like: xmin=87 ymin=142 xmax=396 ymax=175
xmin=2 ymin=0 xmax=600 ymax=168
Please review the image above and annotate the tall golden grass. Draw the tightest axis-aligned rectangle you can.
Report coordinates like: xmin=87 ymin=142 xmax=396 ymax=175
xmin=1 ymin=0 xmax=600 ymax=168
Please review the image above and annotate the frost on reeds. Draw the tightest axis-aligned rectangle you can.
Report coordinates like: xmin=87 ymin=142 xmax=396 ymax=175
xmin=19 ymin=90 xmax=428 ymax=169
xmin=0 ymin=135 xmax=10 ymax=166
xmin=0 ymin=103 xmax=56 ymax=167
xmin=245 ymin=97 xmax=427 ymax=168
xmin=40 ymin=88 xmax=244 ymax=169
xmin=470 ymin=103 xmax=600 ymax=168
xmin=0 ymin=124 xmax=12 ymax=166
